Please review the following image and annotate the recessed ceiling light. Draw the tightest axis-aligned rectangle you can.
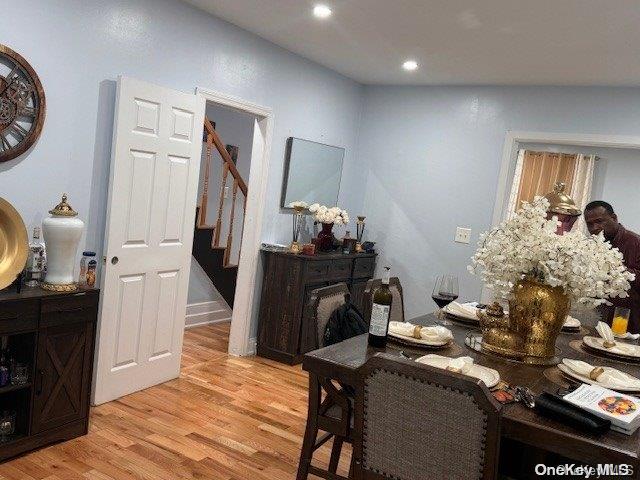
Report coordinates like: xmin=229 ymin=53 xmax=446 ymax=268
xmin=313 ymin=4 xmax=332 ymax=19
xmin=402 ymin=60 xmax=418 ymax=71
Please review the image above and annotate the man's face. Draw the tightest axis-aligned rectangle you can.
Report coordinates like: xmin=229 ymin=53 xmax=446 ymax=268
xmin=584 ymin=206 xmax=618 ymax=239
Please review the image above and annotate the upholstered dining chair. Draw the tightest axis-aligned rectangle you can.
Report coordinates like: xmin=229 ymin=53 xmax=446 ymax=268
xmin=363 ymin=277 xmax=405 ymax=324
xmin=297 ymin=283 xmax=355 ymax=480
xmin=353 ymin=354 xmax=502 ymax=480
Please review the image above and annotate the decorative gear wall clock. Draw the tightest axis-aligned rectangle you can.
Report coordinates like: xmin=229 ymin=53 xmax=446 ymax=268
xmin=0 ymin=44 xmax=46 ymax=162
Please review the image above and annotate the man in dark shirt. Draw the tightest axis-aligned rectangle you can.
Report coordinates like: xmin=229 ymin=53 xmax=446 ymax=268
xmin=584 ymin=201 xmax=640 ymax=333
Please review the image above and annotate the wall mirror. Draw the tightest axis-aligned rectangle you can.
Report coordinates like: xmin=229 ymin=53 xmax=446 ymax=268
xmin=281 ymin=137 xmax=345 ymax=208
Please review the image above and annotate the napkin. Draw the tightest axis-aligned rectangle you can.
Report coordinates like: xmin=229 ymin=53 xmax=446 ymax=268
xmin=563 ymin=315 xmax=581 ymax=329
xmin=442 ymin=302 xmax=479 ymax=321
xmin=446 ymin=356 xmax=474 ymax=374
xmin=562 ymin=359 xmax=640 ymax=390
xmin=595 ymin=322 xmax=635 ymax=355
xmin=615 ymin=332 xmax=640 ymax=340
xmin=417 ymin=354 xmax=474 ymax=374
xmin=388 ymin=321 xmax=453 ymax=342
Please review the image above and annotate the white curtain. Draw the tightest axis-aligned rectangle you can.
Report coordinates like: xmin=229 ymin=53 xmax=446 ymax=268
xmin=505 ymin=149 xmax=526 ymax=220
xmin=571 ymin=154 xmax=597 ymax=233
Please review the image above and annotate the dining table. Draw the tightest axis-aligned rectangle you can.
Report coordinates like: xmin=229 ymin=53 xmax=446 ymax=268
xmin=302 ymin=311 xmax=640 ymax=476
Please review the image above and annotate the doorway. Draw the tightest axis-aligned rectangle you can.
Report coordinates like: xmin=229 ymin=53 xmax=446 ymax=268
xmin=188 ymin=103 xmax=255 ymax=327
xmin=195 ymin=88 xmax=273 ymax=358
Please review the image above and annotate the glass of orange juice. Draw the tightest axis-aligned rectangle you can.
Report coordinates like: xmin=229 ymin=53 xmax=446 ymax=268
xmin=611 ymin=307 xmax=631 ymax=336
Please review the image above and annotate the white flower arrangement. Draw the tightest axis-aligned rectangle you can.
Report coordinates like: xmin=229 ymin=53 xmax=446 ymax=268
xmin=308 ymin=203 xmax=350 ymax=225
xmin=468 ymin=197 xmax=635 ymax=307
xmin=288 ymin=201 xmax=309 ymax=210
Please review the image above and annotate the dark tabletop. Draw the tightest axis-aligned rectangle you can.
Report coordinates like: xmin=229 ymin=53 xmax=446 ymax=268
xmin=303 ymin=312 xmax=640 ymax=467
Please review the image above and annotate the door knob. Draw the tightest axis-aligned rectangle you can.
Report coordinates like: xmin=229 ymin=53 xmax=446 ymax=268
xmin=111 ymin=256 xmax=119 ymax=265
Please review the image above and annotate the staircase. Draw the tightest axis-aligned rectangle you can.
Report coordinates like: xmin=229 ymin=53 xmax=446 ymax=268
xmin=192 ymin=117 xmax=248 ymax=308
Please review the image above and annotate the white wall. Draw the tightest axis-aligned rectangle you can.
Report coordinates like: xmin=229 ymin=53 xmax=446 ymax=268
xmin=0 ymin=0 xmax=364 ymax=280
xmin=356 ymin=86 xmax=640 ymax=318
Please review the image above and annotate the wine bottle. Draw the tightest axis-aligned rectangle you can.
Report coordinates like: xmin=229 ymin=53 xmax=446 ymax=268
xmin=368 ymin=266 xmax=393 ymax=348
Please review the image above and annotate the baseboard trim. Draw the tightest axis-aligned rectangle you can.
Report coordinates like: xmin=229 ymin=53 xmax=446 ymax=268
xmin=185 ymin=300 xmax=232 ymax=328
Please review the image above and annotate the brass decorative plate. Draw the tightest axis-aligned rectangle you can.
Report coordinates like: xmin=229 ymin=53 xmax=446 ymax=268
xmin=0 ymin=197 xmax=28 ymax=289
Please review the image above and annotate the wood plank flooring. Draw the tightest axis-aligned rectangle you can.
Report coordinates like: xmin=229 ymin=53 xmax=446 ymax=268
xmin=0 ymin=323 xmax=350 ymax=479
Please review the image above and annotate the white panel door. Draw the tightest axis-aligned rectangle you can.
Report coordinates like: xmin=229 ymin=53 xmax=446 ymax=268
xmin=93 ymin=76 xmax=205 ymax=405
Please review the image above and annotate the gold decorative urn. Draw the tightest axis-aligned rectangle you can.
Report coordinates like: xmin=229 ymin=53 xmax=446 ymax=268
xmin=479 ymin=277 xmax=570 ymax=363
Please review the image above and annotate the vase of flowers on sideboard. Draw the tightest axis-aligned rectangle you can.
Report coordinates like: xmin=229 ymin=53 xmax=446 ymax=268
xmin=309 ymin=203 xmax=349 ymax=252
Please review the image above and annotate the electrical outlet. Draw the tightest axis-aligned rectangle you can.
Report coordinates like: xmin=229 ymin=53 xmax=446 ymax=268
xmin=455 ymin=227 xmax=471 ymax=244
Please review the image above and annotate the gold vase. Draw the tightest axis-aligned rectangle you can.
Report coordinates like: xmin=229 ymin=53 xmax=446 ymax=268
xmin=480 ymin=277 xmax=570 ymax=363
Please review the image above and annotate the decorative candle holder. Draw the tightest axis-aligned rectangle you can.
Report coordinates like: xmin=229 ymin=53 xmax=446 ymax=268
xmin=290 ymin=205 xmax=306 ymax=254
xmin=355 ymin=216 xmax=366 ymax=253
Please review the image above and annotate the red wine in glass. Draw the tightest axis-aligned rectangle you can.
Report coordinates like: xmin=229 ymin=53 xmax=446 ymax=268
xmin=432 ymin=293 xmax=459 ymax=309
xmin=432 ymin=275 xmax=459 ymax=325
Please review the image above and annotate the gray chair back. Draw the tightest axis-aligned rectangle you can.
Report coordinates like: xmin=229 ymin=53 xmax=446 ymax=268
xmin=306 ymin=283 xmax=351 ymax=349
xmin=354 ymin=354 xmax=501 ymax=480
xmin=364 ymin=277 xmax=404 ymax=324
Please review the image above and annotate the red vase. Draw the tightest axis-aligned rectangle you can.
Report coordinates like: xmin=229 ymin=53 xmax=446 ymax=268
xmin=317 ymin=223 xmax=335 ymax=252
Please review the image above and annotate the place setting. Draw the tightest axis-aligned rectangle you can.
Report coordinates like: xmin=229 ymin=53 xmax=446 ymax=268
xmin=581 ymin=320 xmax=640 ymax=363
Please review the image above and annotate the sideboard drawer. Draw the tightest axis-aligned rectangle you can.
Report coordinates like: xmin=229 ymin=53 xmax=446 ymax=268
xmin=329 ymin=259 xmax=353 ymax=280
xmin=305 ymin=260 xmax=332 ymax=282
xmin=353 ymin=257 xmax=376 ymax=279
xmin=41 ymin=293 xmax=98 ymax=327
xmin=0 ymin=300 xmax=39 ymax=334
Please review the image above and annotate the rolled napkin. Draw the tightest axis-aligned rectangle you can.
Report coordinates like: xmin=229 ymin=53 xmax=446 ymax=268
xmin=562 ymin=359 xmax=640 ymax=390
xmin=563 ymin=315 xmax=581 ymax=329
xmin=442 ymin=301 xmax=479 ymax=321
xmin=596 ymin=321 xmax=618 ymax=348
xmin=388 ymin=321 xmax=453 ymax=342
xmin=445 ymin=356 xmax=474 ymax=374
xmin=615 ymin=331 xmax=640 ymax=340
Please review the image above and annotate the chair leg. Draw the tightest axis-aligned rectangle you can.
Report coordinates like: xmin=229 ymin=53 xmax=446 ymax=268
xmin=328 ymin=436 xmax=344 ymax=473
xmin=297 ymin=374 xmax=322 ymax=480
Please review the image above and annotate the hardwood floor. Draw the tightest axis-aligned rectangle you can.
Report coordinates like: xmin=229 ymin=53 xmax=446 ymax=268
xmin=0 ymin=323 xmax=350 ymax=479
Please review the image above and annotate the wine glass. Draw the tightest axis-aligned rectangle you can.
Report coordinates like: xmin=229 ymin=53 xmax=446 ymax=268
xmin=431 ymin=274 xmax=459 ymax=325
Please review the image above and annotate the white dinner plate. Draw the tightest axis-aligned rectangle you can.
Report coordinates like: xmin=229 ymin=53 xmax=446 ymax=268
xmin=583 ymin=336 xmax=640 ymax=358
xmin=558 ymin=363 xmax=640 ymax=393
xmin=388 ymin=331 xmax=450 ymax=347
xmin=415 ymin=354 xmax=500 ymax=388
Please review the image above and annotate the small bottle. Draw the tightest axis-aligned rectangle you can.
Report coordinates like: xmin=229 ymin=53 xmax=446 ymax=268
xmin=0 ymin=341 xmax=9 ymax=388
xmin=78 ymin=251 xmax=93 ymax=286
xmin=368 ymin=266 xmax=393 ymax=348
xmin=86 ymin=258 xmax=97 ymax=288
xmin=342 ymin=231 xmax=352 ymax=254
xmin=25 ymin=227 xmax=45 ymax=287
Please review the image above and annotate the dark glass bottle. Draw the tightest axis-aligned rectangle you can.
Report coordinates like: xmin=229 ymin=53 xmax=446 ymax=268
xmin=368 ymin=267 xmax=393 ymax=348
xmin=0 ymin=344 xmax=9 ymax=388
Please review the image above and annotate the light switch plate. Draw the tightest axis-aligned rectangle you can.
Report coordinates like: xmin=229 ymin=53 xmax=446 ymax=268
xmin=455 ymin=227 xmax=471 ymax=244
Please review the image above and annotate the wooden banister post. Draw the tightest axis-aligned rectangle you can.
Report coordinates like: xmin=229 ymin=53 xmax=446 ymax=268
xmin=215 ymin=162 xmax=229 ymax=247
xmin=224 ymin=179 xmax=239 ymax=266
xmin=199 ymin=133 xmax=214 ymax=226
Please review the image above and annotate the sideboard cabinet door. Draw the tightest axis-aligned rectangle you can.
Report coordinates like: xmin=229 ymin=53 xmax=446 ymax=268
xmin=31 ymin=320 xmax=94 ymax=434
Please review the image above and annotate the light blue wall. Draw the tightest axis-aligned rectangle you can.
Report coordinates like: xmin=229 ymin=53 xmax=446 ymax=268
xmin=0 ymin=0 xmax=364 ymax=266
xmin=356 ymin=86 xmax=640 ymax=318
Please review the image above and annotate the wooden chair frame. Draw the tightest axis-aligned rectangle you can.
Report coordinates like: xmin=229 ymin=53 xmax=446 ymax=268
xmin=352 ymin=353 xmax=502 ymax=480
xmin=297 ymin=283 xmax=355 ymax=479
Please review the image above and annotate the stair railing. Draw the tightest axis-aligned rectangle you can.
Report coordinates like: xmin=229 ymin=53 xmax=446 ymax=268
xmin=199 ymin=116 xmax=248 ymax=267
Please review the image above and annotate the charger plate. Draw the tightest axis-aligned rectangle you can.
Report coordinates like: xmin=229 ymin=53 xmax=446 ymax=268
xmin=0 ymin=197 xmax=28 ymax=290
xmin=387 ymin=332 xmax=451 ymax=349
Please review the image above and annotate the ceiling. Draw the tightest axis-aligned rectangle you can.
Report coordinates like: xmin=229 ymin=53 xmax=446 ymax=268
xmin=183 ymin=0 xmax=640 ymax=86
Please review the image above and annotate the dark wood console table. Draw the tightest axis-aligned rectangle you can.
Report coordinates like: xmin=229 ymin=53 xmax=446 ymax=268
xmin=0 ymin=287 xmax=99 ymax=462
xmin=257 ymin=250 xmax=377 ymax=365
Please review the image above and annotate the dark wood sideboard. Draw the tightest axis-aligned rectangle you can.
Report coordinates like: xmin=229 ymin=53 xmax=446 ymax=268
xmin=257 ymin=250 xmax=376 ymax=364
xmin=0 ymin=287 xmax=99 ymax=462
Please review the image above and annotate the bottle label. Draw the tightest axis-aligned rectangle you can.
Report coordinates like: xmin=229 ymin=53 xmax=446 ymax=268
xmin=370 ymin=303 xmax=390 ymax=336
